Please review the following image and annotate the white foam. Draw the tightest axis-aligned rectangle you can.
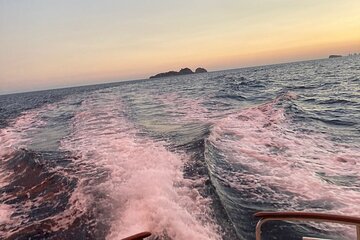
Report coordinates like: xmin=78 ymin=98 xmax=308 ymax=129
xmin=0 ymin=106 xmax=50 ymax=191
xmin=61 ymin=92 xmax=221 ymax=240
xmin=0 ymin=204 xmax=13 ymax=224
xmin=122 ymin=92 xmax=359 ymax=238
xmin=0 ymin=108 xmax=48 ymax=156
xmin=209 ymin=98 xmax=360 ymax=238
xmin=0 ymin=102 xmax=91 ymax=237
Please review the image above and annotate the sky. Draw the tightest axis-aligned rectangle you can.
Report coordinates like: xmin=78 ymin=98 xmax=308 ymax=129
xmin=0 ymin=0 xmax=359 ymax=94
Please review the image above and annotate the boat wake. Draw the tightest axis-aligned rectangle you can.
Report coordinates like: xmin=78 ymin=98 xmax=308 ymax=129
xmin=205 ymin=93 xmax=360 ymax=239
xmin=1 ymin=85 xmax=359 ymax=239
xmin=61 ymin=91 xmax=221 ymax=240
xmin=0 ymin=105 xmax=89 ymax=239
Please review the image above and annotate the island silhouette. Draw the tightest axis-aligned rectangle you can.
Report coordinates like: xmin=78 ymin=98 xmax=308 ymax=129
xmin=150 ymin=67 xmax=207 ymax=79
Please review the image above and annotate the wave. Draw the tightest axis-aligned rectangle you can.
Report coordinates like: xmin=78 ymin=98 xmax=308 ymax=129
xmin=113 ymin=91 xmax=360 ymax=239
xmin=2 ymin=87 xmax=359 ymax=239
xmin=317 ymin=99 xmax=357 ymax=105
xmin=0 ymin=103 xmax=96 ymax=239
xmin=61 ymin=91 xmax=221 ymax=240
xmin=205 ymin=94 xmax=360 ymax=239
xmin=308 ymin=116 xmax=357 ymax=126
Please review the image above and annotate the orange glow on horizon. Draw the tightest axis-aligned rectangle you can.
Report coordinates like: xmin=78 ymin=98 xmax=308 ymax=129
xmin=1 ymin=0 xmax=360 ymax=93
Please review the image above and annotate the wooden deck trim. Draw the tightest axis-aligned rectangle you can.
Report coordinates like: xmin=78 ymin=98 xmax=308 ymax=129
xmin=254 ymin=211 xmax=360 ymax=240
xmin=121 ymin=231 xmax=152 ymax=240
xmin=254 ymin=211 xmax=360 ymax=225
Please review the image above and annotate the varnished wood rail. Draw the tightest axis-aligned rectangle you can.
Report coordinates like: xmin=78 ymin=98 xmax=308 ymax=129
xmin=254 ymin=211 xmax=360 ymax=240
xmin=121 ymin=231 xmax=151 ymax=240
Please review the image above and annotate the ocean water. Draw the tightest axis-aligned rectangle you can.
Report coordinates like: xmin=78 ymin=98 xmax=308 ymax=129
xmin=0 ymin=56 xmax=359 ymax=240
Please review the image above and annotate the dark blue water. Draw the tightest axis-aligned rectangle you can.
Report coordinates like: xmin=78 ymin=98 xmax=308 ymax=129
xmin=1 ymin=56 xmax=359 ymax=239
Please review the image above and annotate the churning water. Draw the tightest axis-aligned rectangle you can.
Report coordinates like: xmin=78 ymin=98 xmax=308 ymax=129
xmin=1 ymin=56 xmax=360 ymax=239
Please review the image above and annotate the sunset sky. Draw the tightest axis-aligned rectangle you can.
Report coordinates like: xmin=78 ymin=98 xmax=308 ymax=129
xmin=1 ymin=0 xmax=359 ymax=94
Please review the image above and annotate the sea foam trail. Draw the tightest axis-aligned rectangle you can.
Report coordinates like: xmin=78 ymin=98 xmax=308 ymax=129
xmin=61 ymin=92 xmax=221 ymax=240
xmin=0 ymin=109 xmax=46 ymax=228
xmin=0 ymin=109 xmax=46 ymax=157
xmin=0 ymin=204 xmax=12 ymax=224
xmin=154 ymin=92 xmax=360 ymax=237
xmin=0 ymin=103 xmax=89 ymax=239
xmin=208 ymin=95 xmax=360 ymax=237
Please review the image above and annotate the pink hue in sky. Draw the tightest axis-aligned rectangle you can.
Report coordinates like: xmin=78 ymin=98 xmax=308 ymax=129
xmin=0 ymin=0 xmax=359 ymax=94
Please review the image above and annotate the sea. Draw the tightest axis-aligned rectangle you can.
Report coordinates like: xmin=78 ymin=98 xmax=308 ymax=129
xmin=0 ymin=56 xmax=359 ymax=240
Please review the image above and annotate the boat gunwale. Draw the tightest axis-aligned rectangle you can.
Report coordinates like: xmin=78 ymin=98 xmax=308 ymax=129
xmin=254 ymin=211 xmax=360 ymax=240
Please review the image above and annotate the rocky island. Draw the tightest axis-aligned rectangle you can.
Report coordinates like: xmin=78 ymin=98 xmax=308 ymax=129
xmin=329 ymin=55 xmax=342 ymax=58
xmin=149 ymin=67 xmax=207 ymax=79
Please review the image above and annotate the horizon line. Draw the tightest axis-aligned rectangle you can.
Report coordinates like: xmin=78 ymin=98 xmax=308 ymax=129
xmin=0 ymin=55 xmax=353 ymax=96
